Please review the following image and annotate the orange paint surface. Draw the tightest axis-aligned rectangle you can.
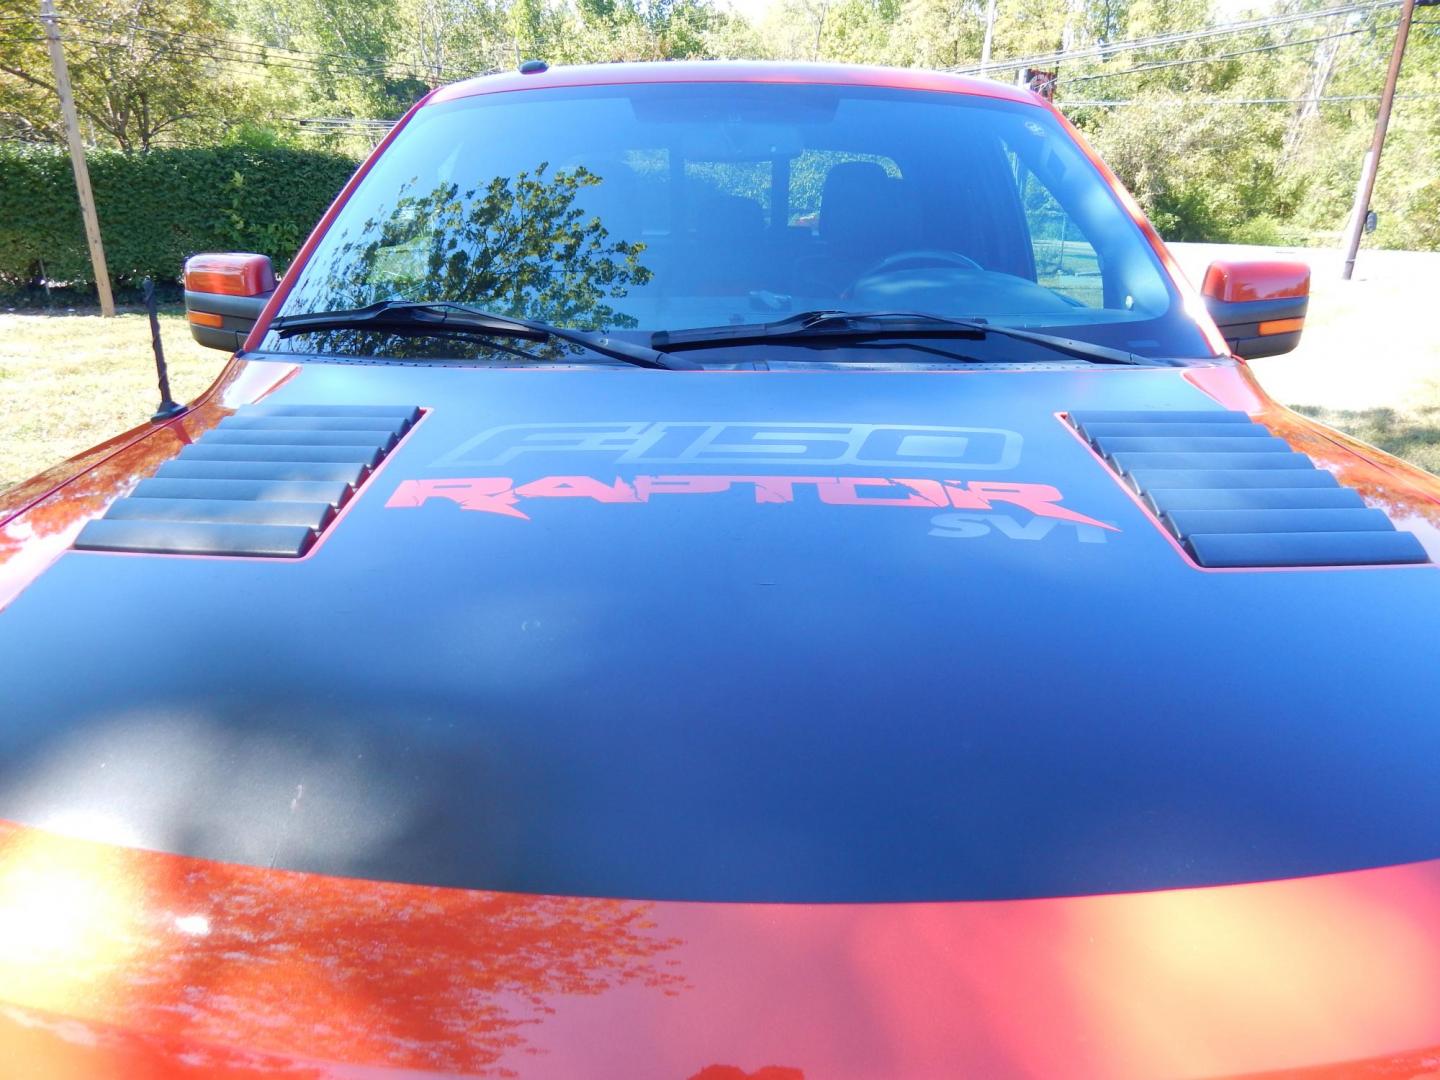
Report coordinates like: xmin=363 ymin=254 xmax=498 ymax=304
xmin=1259 ymin=317 xmax=1306 ymax=336
xmin=183 ymin=254 xmax=276 ymax=298
xmin=0 ymin=359 xmax=298 ymax=611
xmin=3 ymin=818 xmax=1440 ymax=1078
xmin=1186 ymin=364 xmax=1440 ymax=563
xmin=1202 ymin=261 xmax=1311 ymax=304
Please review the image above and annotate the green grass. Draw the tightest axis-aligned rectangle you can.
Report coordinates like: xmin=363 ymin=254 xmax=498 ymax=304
xmin=0 ymin=307 xmax=225 ymax=490
xmin=1290 ymin=404 xmax=1440 ymax=476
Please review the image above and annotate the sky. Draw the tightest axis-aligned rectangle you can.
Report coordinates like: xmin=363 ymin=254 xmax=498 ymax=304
xmin=723 ymin=0 xmax=776 ymax=25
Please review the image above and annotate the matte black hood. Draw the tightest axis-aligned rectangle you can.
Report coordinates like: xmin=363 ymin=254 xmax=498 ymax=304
xmin=3 ymin=361 xmax=1440 ymax=903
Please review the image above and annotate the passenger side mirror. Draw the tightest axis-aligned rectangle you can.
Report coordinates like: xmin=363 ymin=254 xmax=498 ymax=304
xmin=183 ymin=253 xmax=277 ymax=352
xmin=1200 ymin=259 xmax=1309 ymax=360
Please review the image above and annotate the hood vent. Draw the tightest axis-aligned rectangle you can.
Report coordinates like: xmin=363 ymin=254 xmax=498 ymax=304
xmin=75 ymin=405 xmax=421 ymax=558
xmin=1069 ymin=409 xmax=1430 ymax=568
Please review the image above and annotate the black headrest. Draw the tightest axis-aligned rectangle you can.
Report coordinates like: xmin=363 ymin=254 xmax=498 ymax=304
xmin=819 ymin=161 xmax=909 ymax=259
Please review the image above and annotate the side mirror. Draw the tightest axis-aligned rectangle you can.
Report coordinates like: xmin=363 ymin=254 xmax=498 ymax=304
xmin=1200 ymin=259 xmax=1309 ymax=360
xmin=183 ymin=253 xmax=277 ymax=352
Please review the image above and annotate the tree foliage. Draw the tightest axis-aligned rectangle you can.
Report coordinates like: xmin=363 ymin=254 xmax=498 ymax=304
xmin=0 ymin=0 xmax=285 ymax=150
xmin=281 ymin=163 xmax=653 ymax=339
xmin=0 ymin=0 xmax=1436 ymax=253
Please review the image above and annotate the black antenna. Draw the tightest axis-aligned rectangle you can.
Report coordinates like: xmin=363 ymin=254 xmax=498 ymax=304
xmin=143 ymin=277 xmax=185 ymax=421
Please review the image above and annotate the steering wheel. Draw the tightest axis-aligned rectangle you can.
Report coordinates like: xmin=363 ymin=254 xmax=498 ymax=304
xmin=857 ymin=249 xmax=983 ymax=278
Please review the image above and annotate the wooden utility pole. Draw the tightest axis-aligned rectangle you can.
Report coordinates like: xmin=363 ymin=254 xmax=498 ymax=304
xmin=1340 ymin=0 xmax=1417 ymax=281
xmin=39 ymin=0 xmax=114 ymax=315
xmin=979 ymin=0 xmax=998 ymax=76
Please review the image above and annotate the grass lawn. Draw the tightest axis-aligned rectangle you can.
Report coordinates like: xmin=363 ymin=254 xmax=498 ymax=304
xmin=1290 ymin=404 xmax=1440 ymax=476
xmin=1 ymin=307 xmax=225 ymax=490
xmin=1 ymin=294 xmax=1438 ymax=493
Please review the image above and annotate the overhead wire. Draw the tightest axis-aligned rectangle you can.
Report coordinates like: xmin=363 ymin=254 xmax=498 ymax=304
xmin=951 ymin=0 xmax=1402 ymax=75
xmin=1058 ymin=92 xmax=1440 ymax=107
xmin=3 ymin=0 xmax=1430 ymax=135
xmin=56 ymin=12 xmax=550 ymax=82
xmin=1049 ymin=22 xmax=1390 ymax=91
xmin=7 ymin=10 xmax=452 ymax=82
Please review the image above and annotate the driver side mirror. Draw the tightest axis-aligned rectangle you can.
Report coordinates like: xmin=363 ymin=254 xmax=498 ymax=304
xmin=184 ymin=253 xmax=277 ymax=352
xmin=1200 ymin=260 xmax=1309 ymax=360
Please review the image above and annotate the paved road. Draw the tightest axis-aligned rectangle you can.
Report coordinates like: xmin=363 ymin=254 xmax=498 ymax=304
xmin=1169 ymin=242 xmax=1440 ymax=414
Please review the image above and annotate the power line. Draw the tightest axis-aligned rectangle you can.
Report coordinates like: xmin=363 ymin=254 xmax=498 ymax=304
xmin=1055 ymin=23 xmax=1387 ymax=87
xmin=58 ymin=13 xmax=542 ymax=82
xmin=10 ymin=10 xmax=446 ymax=82
xmin=1058 ymin=92 xmax=1440 ymax=107
xmin=64 ymin=15 xmax=432 ymax=79
xmin=951 ymin=0 xmax=1401 ymax=75
xmin=290 ymin=116 xmax=398 ymax=130
xmin=50 ymin=36 xmax=371 ymax=78
xmin=0 ymin=32 xmax=390 ymax=81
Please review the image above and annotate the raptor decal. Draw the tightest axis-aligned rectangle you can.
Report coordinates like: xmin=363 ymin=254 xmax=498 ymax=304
xmin=384 ymin=474 xmax=1119 ymax=531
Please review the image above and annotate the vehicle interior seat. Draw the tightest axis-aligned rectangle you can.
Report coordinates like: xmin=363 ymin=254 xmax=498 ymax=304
xmin=676 ymin=191 xmax=769 ymax=295
xmin=794 ymin=160 xmax=920 ymax=296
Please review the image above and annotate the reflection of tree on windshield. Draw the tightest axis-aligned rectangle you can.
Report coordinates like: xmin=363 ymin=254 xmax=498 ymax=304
xmin=278 ymin=164 xmax=652 ymax=359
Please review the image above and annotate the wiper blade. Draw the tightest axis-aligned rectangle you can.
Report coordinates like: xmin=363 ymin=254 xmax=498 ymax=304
xmin=269 ymin=300 xmax=700 ymax=371
xmin=653 ymin=309 xmax=1169 ymax=367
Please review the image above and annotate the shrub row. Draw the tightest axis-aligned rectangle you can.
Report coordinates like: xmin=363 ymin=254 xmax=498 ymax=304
xmin=0 ymin=146 xmax=361 ymax=300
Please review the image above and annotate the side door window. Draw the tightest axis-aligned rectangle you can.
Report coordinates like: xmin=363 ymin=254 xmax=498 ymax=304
xmin=1008 ymin=154 xmax=1104 ymax=308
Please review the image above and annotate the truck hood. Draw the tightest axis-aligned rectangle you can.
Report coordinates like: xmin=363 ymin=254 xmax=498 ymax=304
xmin=5 ymin=820 xmax=1440 ymax=1080
xmin=1 ymin=358 xmax=1440 ymax=907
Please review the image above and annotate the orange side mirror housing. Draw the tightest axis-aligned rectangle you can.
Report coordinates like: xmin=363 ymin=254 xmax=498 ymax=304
xmin=183 ymin=253 xmax=277 ymax=352
xmin=1200 ymin=260 xmax=1309 ymax=360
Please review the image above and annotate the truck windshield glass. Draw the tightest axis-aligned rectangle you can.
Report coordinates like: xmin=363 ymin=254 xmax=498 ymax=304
xmin=262 ymin=83 xmax=1214 ymax=361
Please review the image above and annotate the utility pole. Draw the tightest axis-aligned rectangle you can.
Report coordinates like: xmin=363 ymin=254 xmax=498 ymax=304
xmin=810 ymin=0 xmax=830 ymax=62
xmin=979 ymin=0 xmax=998 ymax=76
xmin=1283 ymin=30 xmax=1341 ymax=162
xmin=1340 ymin=0 xmax=1417 ymax=280
xmin=39 ymin=0 xmax=113 ymax=316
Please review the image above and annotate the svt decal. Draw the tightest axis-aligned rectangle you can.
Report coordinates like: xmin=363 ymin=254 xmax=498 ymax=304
xmin=385 ymin=473 xmax=1118 ymax=533
xmin=929 ymin=513 xmax=1113 ymax=544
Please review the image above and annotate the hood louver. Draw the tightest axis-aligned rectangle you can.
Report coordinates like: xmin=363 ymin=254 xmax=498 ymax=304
xmin=74 ymin=405 xmax=421 ymax=558
xmin=1068 ymin=410 xmax=1430 ymax=569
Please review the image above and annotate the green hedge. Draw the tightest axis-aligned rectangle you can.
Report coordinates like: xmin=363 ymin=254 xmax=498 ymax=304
xmin=0 ymin=146 xmax=361 ymax=299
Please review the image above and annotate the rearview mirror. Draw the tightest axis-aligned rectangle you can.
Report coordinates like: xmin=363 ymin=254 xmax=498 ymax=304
xmin=1200 ymin=259 xmax=1309 ymax=360
xmin=183 ymin=253 xmax=277 ymax=352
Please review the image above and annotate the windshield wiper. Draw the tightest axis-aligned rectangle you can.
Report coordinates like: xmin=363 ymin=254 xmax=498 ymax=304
xmin=268 ymin=300 xmax=700 ymax=371
xmin=652 ymin=310 xmax=1170 ymax=367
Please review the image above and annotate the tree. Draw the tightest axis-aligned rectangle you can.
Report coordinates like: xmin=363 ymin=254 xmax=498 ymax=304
xmin=1282 ymin=0 xmax=1440 ymax=250
xmin=1085 ymin=93 xmax=1296 ymax=242
xmin=398 ymin=0 xmax=508 ymax=87
xmin=863 ymin=0 xmax=1001 ymax=72
xmin=277 ymin=163 xmax=654 ymax=357
xmin=0 ymin=0 xmax=264 ymax=150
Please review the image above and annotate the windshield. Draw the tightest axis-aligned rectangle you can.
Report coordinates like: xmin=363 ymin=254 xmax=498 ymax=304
xmin=262 ymin=82 xmax=1214 ymax=362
